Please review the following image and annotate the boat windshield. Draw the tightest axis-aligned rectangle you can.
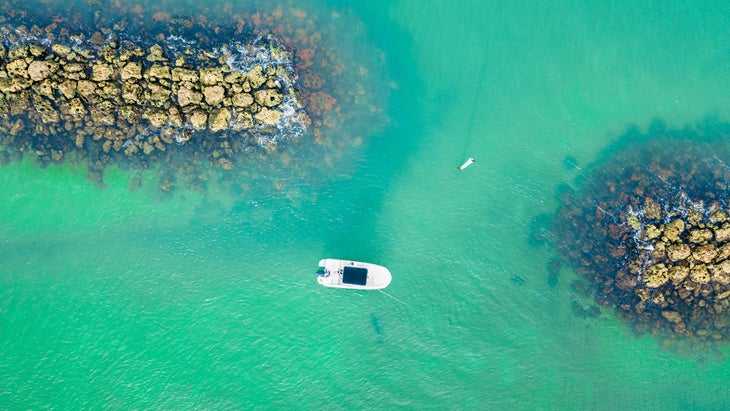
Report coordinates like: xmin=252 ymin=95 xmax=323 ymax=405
xmin=342 ymin=266 xmax=368 ymax=286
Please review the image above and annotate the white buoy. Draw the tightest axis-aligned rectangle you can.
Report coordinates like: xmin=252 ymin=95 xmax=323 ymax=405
xmin=459 ymin=158 xmax=475 ymax=170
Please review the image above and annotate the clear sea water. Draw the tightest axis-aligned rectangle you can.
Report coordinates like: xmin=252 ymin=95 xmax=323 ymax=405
xmin=1 ymin=0 xmax=730 ymax=408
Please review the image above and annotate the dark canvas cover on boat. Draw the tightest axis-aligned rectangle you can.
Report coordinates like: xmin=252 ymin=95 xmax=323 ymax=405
xmin=342 ymin=266 xmax=368 ymax=286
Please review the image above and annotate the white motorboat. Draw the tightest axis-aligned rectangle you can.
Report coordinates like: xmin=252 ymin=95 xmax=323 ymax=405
xmin=316 ymin=258 xmax=392 ymax=290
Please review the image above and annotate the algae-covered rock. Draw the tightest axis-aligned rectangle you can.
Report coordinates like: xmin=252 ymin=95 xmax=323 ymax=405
xmin=644 ymin=263 xmax=669 ymax=288
xmin=146 ymin=44 xmax=167 ymax=62
xmin=121 ymin=62 xmax=143 ymax=81
xmin=203 ymin=85 xmax=225 ymax=106
xmin=688 ymin=229 xmax=713 ymax=244
xmin=172 ymin=68 xmax=199 ymax=83
xmin=199 ymin=68 xmax=223 ymax=86
xmin=91 ymin=63 xmax=115 ymax=82
xmin=232 ymin=92 xmax=254 ymax=108
xmin=246 ymin=65 xmax=267 ymax=88
xmin=27 ymin=60 xmax=56 ymax=82
xmin=255 ymin=107 xmax=282 ymax=126
xmin=188 ymin=110 xmax=208 ymax=131
xmin=147 ymin=64 xmax=171 ymax=80
xmin=666 ymin=243 xmax=691 ymax=262
xmin=6 ymin=60 xmax=28 ymax=78
xmin=714 ymin=223 xmax=730 ymax=243
xmin=669 ymin=265 xmax=689 ymax=284
xmin=689 ymin=264 xmax=711 ymax=284
xmin=661 ymin=311 xmax=683 ymax=323
xmin=209 ymin=107 xmax=231 ymax=132
xmin=58 ymin=80 xmax=77 ymax=99
xmin=255 ymin=89 xmax=283 ymax=107
xmin=664 ymin=219 xmax=685 ymax=242
xmin=143 ymin=109 xmax=168 ymax=128
xmin=177 ymin=86 xmax=202 ymax=107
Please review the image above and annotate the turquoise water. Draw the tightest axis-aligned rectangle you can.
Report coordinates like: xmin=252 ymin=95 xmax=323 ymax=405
xmin=2 ymin=0 xmax=730 ymax=408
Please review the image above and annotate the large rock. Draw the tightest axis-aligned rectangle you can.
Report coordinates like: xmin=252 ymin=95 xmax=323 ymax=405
xmin=689 ymin=264 xmax=711 ymax=284
xmin=688 ymin=229 xmax=713 ymax=244
xmin=121 ymin=62 xmax=143 ymax=81
xmin=203 ymin=85 xmax=225 ymax=106
xmin=255 ymin=107 xmax=282 ymax=126
xmin=209 ymin=107 xmax=231 ymax=132
xmin=147 ymin=64 xmax=171 ymax=80
xmin=143 ymin=109 xmax=168 ymax=128
xmin=0 ymin=78 xmax=29 ymax=93
xmin=717 ymin=243 xmax=730 ymax=261
xmin=669 ymin=265 xmax=689 ymax=284
xmin=231 ymin=111 xmax=254 ymax=131
xmin=232 ymin=93 xmax=254 ymax=108
xmin=643 ymin=263 xmax=669 ymax=288
xmin=28 ymin=61 xmax=56 ymax=82
xmin=643 ymin=224 xmax=661 ymax=240
xmin=76 ymin=80 xmax=97 ymax=100
xmin=199 ymin=68 xmax=223 ymax=85
xmin=666 ymin=243 xmax=691 ymax=262
xmin=172 ymin=68 xmax=199 ymax=82
xmin=33 ymin=96 xmax=59 ymax=123
xmin=246 ymin=65 xmax=267 ymax=88
xmin=254 ymin=89 xmax=283 ymax=107
xmin=58 ymin=80 xmax=77 ymax=99
xmin=91 ymin=63 xmax=115 ymax=81
xmin=148 ymin=83 xmax=171 ymax=102
xmin=51 ymin=44 xmax=71 ymax=57
xmin=146 ymin=44 xmax=167 ymax=62
xmin=6 ymin=59 xmax=28 ymax=78
xmin=62 ymin=63 xmax=87 ymax=80
xmin=661 ymin=310 xmax=683 ymax=323
xmin=177 ymin=86 xmax=202 ymax=107
xmin=663 ymin=219 xmax=685 ymax=242
xmin=714 ymin=223 xmax=730 ymax=243
xmin=693 ymin=244 xmax=718 ymax=264
xmin=122 ymin=82 xmax=142 ymax=103
xmin=66 ymin=98 xmax=86 ymax=117
xmin=188 ymin=110 xmax=208 ymax=131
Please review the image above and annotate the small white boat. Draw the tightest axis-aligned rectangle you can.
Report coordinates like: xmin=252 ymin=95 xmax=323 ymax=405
xmin=316 ymin=258 xmax=392 ymax=290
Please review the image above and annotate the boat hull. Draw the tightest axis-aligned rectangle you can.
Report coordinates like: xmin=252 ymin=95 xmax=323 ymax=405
xmin=317 ymin=259 xmax=392 ymax=290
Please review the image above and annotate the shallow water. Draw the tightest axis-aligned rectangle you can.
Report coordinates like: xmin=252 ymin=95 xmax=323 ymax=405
xmin=1 ymin=0 xmax=730 ymax=408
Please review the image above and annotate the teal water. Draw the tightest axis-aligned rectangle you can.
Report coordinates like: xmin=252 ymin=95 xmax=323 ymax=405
xmin=2 ymin=0 xmax=730 ymax=408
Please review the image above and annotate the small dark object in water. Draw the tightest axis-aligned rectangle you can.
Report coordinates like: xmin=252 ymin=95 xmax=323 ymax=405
xmin=585 ymin=304 xmax=601 ymax=318
xmin=370 ymin=313 xmax=384 ymax=344
xmin=547 ymin=258 xmax=562 ymax=287
xmin=369 ymin=313 xmax=382 ymax=335
xmin=510 ymin=276 xmax=524 ymax=285
xmin=571 ymin=300 xmax=587 ymax=318
xmin=563 ymin=156 xmax=579 ymax=170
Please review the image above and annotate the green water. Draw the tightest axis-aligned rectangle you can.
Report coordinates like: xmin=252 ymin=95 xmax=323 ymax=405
xmin=2 ymin=0 xmax=730 ymax=408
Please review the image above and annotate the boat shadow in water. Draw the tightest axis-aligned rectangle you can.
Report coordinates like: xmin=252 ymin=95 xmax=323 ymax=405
xmin=370 ymin=313 xmax=384 ymax=344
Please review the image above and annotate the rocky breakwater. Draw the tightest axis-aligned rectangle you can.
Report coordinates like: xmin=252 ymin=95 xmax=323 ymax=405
xmin=549 ymin=122 xmax=730 ymax=349
xmin=620 ymin=197 xmax=730 ymax=338
xmin=0 ymin=34 xmax=308 ymax=168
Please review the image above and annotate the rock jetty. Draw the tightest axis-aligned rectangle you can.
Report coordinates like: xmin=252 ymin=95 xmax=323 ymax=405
xmin=0 ymin=34 xmax=307 ymax=162
xmin=550 ymin=122 xmax=730 ymax=349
